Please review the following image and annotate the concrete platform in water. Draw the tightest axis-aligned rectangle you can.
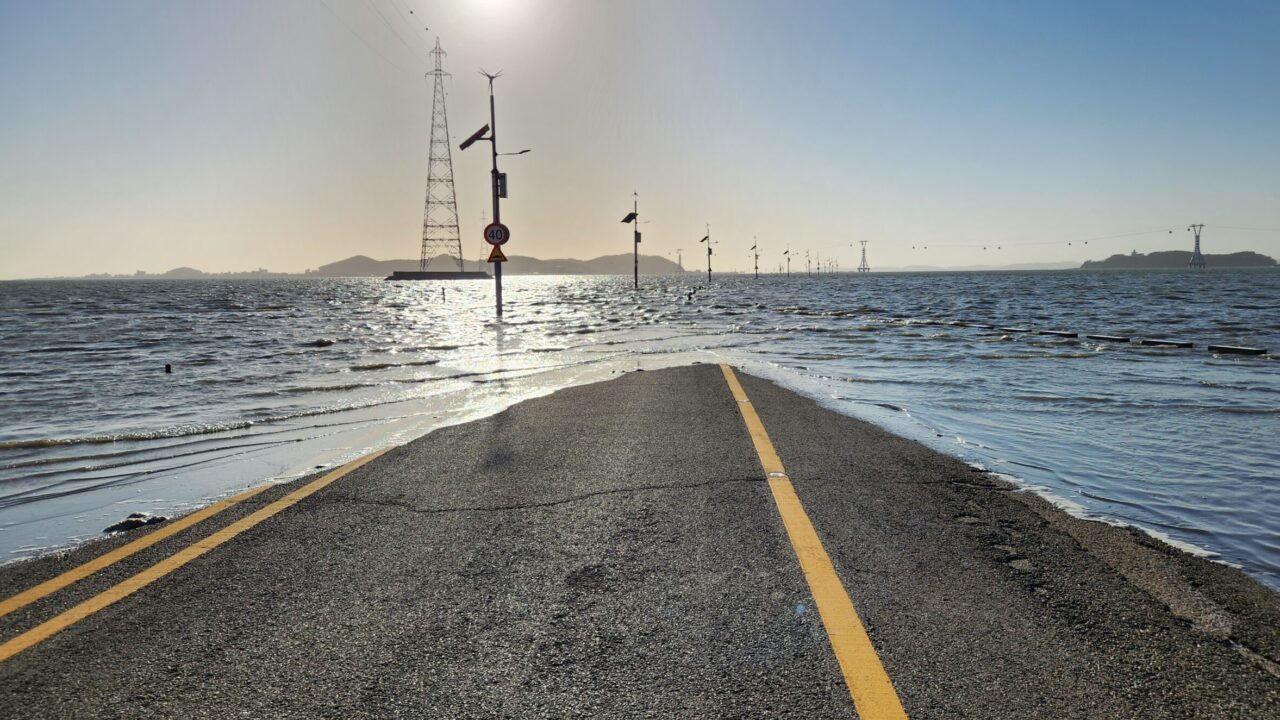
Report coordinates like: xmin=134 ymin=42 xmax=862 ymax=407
xmin=385 ymin=270 xmax=490 ymax=280
xmin=0 ymin=366 xmax=1275 ymax=718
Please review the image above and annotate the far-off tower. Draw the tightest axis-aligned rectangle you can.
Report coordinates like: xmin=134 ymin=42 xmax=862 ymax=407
xmin=1188 ymin=224 xmax=1206 ymax=269
xmin=857 ymin=240 xmax=871 ymax=272
xmin=419 ymin=38 xmax=463 ymax=271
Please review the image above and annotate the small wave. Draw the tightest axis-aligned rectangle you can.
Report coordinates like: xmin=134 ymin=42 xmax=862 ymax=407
xmin=281 ymin=382 xmax=378 ymax=394
xmin=0 ymin=421 xmax=257 ymax=450
xmin=1016 ymin=394 xmax=1113 ymax=404
xmin=349 ymin=360 xmax=441 ymax=371
xmin=1199 ymin=380 xmax=1246 ymax=391
xmin=777 ymin=306 xmax=819 ymax=316
xmin=1006 ymin=459 xmax=1054 ymax=472
xmin=25 ymin=345 xmax=97 ymax=354
xmin=790 ymin=353 xmax=845 ymax=361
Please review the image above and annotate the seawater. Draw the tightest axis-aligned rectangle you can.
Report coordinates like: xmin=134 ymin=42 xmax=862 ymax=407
xmin=1 ymin=272 xmax=1277 ymax=589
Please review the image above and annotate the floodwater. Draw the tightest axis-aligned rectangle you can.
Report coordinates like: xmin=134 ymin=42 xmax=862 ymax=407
xmin=1 ymin=271 xmax=1277 ymax=589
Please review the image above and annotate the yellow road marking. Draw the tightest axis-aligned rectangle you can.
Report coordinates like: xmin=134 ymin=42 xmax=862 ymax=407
xmin=0 ymin=448 xmax=391 ymax=663
xmin=720 ymin=364 xmax=908 ymax=720
xmin=0 ymin=483 xmax=273 ymax=620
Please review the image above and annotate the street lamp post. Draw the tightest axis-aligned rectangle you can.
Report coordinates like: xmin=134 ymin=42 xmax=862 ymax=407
xmin=485 ymin=74 xmax=503 ymax=316
xmin=460 ymin=72 xmax=531 ymax=318
xmin=621 ymin=193 xmax=640 ymax=290
xmin=633 ymin=193 xmax=639 ymax=289
xmin=699 ymin=225 xmax=712 ymax=282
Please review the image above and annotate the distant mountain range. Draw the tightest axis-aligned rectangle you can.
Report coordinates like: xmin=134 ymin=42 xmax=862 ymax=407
xmin=308 ymin=253 xmax=685 ymax=277
xmin=61 ymin=248 xmax=1277 ymax=280
xmin=76 ymin=253 xmax=687 ymax=279
xmin=1080 ymin=250 xmax=1276 ymax=270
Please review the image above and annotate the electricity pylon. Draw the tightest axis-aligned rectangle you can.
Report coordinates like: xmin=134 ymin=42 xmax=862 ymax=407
xmin=419 ymin=38 xmax=463 ymax=271
xmin=1188 ymin=224 xmax=1206 ymax=269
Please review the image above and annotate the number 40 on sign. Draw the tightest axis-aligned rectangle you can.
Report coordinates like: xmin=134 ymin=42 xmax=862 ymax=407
xmin=483 ymin=222 xmax=510 ymax=246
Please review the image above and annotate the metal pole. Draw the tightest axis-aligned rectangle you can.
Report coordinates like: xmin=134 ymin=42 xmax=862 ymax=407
xmin=488 ymin=78 xmax=502 ymax=317
xmin=633 ymin=192 xmax=639 ymax=290
xmin=706 ymin=225 xmax=712 ymax=283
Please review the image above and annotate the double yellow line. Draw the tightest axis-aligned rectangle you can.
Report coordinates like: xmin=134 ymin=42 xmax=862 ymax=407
xmin=720 ymin=364 xmax=908 ymax=720
xmin=0 ymin=448 xmax=389 ymax=663
xmin=2 ymin=369 xmax=904 ymax=719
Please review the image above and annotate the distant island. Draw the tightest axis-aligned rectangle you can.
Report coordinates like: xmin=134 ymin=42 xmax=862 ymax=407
xmin=78 ymin=253 xmax=687 ymax=280
xmin=1081 ymin=250 xmax=1276 ymax=270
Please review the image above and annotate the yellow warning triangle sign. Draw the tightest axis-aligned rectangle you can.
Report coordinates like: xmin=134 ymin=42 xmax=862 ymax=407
xmin=487 ymin=245 xmax=507 ymax=263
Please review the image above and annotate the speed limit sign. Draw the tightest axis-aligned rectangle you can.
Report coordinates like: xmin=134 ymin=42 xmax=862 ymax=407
xmin=483 ymin=222 xmax=510 ymax=246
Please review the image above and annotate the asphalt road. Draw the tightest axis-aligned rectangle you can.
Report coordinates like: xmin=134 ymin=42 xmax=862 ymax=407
xmin=0 ymin=365 xmax=1276 ymax=718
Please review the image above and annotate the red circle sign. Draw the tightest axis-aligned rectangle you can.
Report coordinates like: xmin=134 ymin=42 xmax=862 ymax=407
xmin=483 ymin=222 xmax=510 ymax=246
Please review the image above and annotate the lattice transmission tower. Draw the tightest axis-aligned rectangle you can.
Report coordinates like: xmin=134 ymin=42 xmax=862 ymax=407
xmin=419 ymin=38 xmax=463 ymax=272
xmin=1188 ymin=224 xmax=1206 ymax=269
xmin=857 ymin=240 xmax=871 ymax=272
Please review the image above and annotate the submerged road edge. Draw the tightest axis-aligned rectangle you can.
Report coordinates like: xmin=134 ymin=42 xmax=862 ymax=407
xmin=0 ymin=483 xmax=275 ymax=620
xmin=0 ymin=448 xmax=391 ymax=663
xmin=720 ymin=363 xmax=909 ymax=720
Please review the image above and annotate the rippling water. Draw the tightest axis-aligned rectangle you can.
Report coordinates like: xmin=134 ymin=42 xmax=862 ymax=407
xmin=1 ymin=272 xmax=1277 ymax=589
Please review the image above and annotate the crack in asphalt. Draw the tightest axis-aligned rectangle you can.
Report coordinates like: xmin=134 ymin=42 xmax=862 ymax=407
xmin=315 ymin=476 xmax=767 ymax=516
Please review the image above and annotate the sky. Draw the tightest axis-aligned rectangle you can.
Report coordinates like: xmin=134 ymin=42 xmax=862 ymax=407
xmin=1 ymin=0 xmax=1278 ymax=278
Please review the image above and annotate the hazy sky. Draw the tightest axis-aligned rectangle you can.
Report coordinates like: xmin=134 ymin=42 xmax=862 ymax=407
xmin=1 ymin=0 xmax=1278 ymax=278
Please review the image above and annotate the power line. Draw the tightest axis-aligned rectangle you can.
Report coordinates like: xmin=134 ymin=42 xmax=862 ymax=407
xmin=1206 ymin=225 xmax=1280 ymax=233
xmin=908 ymin=223 xmax=1275 ymax=253
xmin=314 ymin=0 xmax=418 ymax=76
xmin=388 ymin=0 xmax=432 ymax=44
xmin=912 ymin=228 xmax=1174 ymax=251
xmin=359 ymin=0 xmax=420 ymax=56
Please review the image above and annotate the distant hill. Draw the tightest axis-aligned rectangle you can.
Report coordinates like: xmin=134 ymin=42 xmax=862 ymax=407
xmin=1081 ymin=250 xmax=1276 ymax=270
xmin=159 ymin=266 xmax=207 ymax=279
xmin=308 ymin=253 xmax=685 ymax=277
